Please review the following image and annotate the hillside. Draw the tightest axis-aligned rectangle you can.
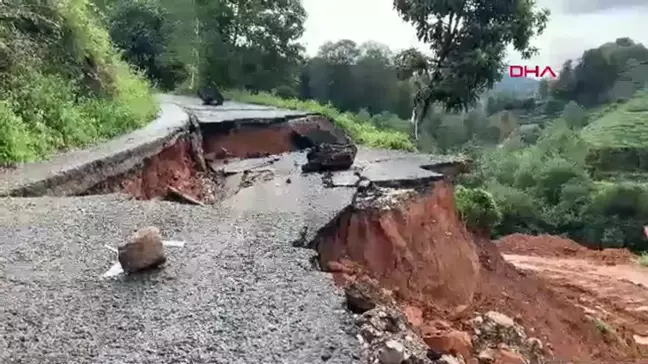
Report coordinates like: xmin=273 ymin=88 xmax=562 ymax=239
xmin=582 ymin=92 xmax=648 ymax=148
xmin=581 ymin=91 xmax=648 ymax=171
xmin=493 ymin=74 xmax=540 ymax=95
xmin=0 ymin=0 xmax=157 ymax=163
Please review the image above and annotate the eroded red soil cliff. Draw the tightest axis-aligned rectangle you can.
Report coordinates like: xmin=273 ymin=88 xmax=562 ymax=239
xmin=203 ymin=115 xmax=343 ymax=159
xmin=84 ymin=136 xmax=212 ymax=201
xmin=313 ymin=181 xmax=646 ymax=362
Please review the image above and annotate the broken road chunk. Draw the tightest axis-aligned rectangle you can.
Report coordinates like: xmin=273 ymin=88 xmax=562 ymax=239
xmin=165 ymin=186 xmax=205 ymax=206
xmin=118 ymin=226 xmax=166 ymax=274
xmin=302 ymin=142 xmax=357 ymax=173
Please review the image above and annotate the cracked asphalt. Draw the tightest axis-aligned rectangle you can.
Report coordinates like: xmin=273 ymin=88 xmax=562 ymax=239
xmin=0 ymin=96 xmax=463 ymax=364
xmin=0 ymin=97 xmax=366 ymax=364
xmin=0 ymin=173 xmax=362 ymax=363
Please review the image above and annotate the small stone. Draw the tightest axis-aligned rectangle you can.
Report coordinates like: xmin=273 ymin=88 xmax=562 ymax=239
xmin=527 ymin=337 xmax=542 ymax=350
xmin=496 ymin=349 xmax=526 ymax=364
xmin=426 ymin=348 xmax=443 ymax=361
xmin=478 ymin=348 xmax=497 ymax=363
xmin=357 ymin=178 xmax=372 ymax=191
xmin=423 ymin=329 xmax=472 ymax=360
xmin=438 ymin=354 xmax=463 ymax=364
xmin=344 ymin=283 xmax=376 ymax=314
xmin=118 ymin=226 xmax=166 ymax=273
xmin=485 ymin=312 xmax=515 ymax=328
xmin=472 ymin=316 xmax=484 ymax=326
xmin=286 ymin=178 xmax=292 ymax=184
xmin=379 ymin=340 xmax=406 ymax=364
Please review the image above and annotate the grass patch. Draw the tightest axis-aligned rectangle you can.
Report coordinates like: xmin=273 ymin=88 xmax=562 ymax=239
xmin=225 ymin=89 xmax=416 ymax=151
xmin=637 ymin=253 xmax=648 ymax=267
xmin=0 ymin=0 xmax=157 ymax=163
xmin=582 ymin=91 xmax=648 ymax=149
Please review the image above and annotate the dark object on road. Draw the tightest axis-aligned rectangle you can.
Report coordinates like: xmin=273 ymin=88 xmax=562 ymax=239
xmin=198 ymin=86 xmax=224 ymax=106
xmin=344 ymin=282 xmax=376 ymax=314
xmin=302 ymin=143 xmax=357 ymax=173
xmin=118 ymin=226 xmax=166 ymax=273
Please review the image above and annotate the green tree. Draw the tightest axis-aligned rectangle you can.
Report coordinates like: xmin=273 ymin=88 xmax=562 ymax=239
xmin=392 ymin=0 xmax=549 ymax=140
xmin=107 ymin=0 xmax=186 ymax=90
xmin=561 ymin=101 xmax=586 ymax=128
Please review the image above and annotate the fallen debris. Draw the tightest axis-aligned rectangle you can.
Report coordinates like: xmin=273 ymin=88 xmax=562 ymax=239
xmin=302 ymin=143 xmax=357 ymax=173
xmin=102 ymin=239 xmax=186 ymax=278
xmin=355 ymin=305 xmax=437 ymax=364
xmin=166 ymin=185 xmax=205 ymax=206
xmin=118 ymin=226 xmax=166 ymax=274
xmin=345 ymin=282 xmax=378 ymax=314
xmin=471 ymin=311 xmax=545 ymax=364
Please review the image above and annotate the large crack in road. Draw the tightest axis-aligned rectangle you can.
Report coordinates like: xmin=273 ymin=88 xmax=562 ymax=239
xmin=0 ymin=95 xmax=470 ymax=364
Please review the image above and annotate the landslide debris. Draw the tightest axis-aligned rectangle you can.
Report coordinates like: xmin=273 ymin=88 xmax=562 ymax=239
xmin=302 ymin=143 xmax=358 ymax=173
xmin=496 ymin=233 xmax=636 ymax=265
xmin=81 ymin=134 xmax=218 ymax=204
xmin=310 ymin=178 xmax=646 ymax=363
xmin=202 ymin=114 xmax=351 ymax=160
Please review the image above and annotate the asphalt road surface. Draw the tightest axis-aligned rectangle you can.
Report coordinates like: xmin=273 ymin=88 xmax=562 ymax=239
xmin=0 ymin=162 xmax=364 ymax=364
xmin=0 ymin=96 xmax=458 ymax=364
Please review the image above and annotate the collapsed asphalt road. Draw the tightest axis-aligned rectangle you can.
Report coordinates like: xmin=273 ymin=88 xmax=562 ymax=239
xmin=0 ymin=95 xmax=465 ymax=364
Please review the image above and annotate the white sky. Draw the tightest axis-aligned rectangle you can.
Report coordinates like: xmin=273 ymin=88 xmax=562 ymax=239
xmin=300 ymin=0 xmax=648 ymax=70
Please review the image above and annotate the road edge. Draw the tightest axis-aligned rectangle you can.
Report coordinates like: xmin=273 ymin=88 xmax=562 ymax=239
xmin=0 ymin=101 xmax=190 ymax=197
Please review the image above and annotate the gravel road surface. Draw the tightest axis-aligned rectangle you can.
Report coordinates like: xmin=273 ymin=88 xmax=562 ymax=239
xmin=0 ymin=162 xmax=363 ymax=363
xmin=1 ymin=96 xmax=464 ymax=364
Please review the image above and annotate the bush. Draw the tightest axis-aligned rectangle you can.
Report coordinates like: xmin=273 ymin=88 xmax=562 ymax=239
xmin=0 ymin=0 xmax=157 ymax=163
xmin=455 ymin=185 xmax=502 ymax=233
xmin=225 ymin=89 xmax=416 ymax=151
xmin=461 ymin=117 xmax=648 ymax=251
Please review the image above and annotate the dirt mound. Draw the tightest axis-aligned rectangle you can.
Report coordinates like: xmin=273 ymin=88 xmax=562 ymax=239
xmin=503 ymin=253 xmax=648 ymax=352
xmin=496 ymin=233 xmax=636 ymax=266
xmin=313 ymin=182 xmax=645 ymax=362
xmin=84 ymin=135 xmax=214 ymax=202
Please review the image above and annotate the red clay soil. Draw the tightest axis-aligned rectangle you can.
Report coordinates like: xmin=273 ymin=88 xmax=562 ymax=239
xmin=319 ymin=181 xmax=481 ymax=308
xmin=316 ymin=181 xmax=646 ymax=362
xmin=203 ymin=115 xmax=336 ymax=159
xmin=496 ymin=233 xmax=636 ymax=266
xmin=503 ymin=253 xmax=648 ymax=350
xmin=88 ymin=136 xmax=210 ymax=201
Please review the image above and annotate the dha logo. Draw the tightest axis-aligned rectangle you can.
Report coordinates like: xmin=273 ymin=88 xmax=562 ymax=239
xmin=509 ymin=65 xmax=557 ymax=78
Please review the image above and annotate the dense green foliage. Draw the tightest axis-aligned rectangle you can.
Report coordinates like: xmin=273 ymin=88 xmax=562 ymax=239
xmin=0 ymin=0 xmax=157 ymax=162
xmin=455 ymin=185 xmax=502 ymax=233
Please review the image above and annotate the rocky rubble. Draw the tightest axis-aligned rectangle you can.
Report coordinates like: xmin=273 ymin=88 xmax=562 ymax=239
xmin=470 ymin=311 xmax=545 ymax=364
xmin=355 ymin=304 xmax=437 ymax=364
xmin=351 ymin=296 xmax=546 ymax=364
xmin=343 ymin=281 xmax=464 ymax=364
xmin=302 ymin=143 xmax=358 ymax=173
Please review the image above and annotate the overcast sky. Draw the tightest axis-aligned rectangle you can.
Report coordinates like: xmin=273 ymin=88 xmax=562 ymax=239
xmin=300 ymin=0 xmax=648 ymax=70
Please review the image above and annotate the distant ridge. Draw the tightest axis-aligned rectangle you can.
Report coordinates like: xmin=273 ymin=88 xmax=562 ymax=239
xmin=493 ymin=74 xmax=540 ymax=95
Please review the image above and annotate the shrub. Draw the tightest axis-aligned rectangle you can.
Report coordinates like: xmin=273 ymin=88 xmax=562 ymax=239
xmin=0 ymin=0 xmax=157 ymax=163
xmin=455 ymin=185 xmax=502 ymax=233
